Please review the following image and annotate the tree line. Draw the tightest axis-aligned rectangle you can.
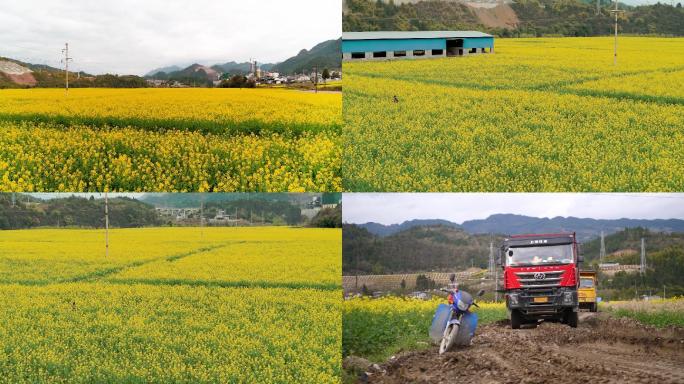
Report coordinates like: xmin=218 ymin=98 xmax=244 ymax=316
xmin=343 ymin=224 xmax=497 ymax=274
xmin=343 ymin=0 xmax=684 ymax=36
xmin=0 ymin=195 xmax=159 ymax=229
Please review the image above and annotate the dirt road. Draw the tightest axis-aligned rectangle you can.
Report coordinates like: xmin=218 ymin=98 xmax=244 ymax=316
xmin=360 ymin=313 xmax=684 ymax=384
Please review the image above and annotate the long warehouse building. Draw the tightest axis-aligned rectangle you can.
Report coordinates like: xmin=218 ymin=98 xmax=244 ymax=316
xmin=342 ymin=31 xmax=494 ymax=61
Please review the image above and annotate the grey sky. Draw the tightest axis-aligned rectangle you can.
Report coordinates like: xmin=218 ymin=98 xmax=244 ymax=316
xmin=0 ymin=0 xmax=341 ymax=75
xmin=343 ymin=193 xmax=684 ymax=224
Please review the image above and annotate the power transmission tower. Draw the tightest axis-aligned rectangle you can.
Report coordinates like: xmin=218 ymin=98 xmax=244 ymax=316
xmin=104 ymin=192 xmax=109 ymax=258
xmin=599 ymin=231 xmax=606 ymax=263
xmin=640 ymin=237 xmax=646 ymax=275
xmin=610 ymin=0 xmax=625 ymax=66
xmin=61 ymin=43 xmax=73 ymax=95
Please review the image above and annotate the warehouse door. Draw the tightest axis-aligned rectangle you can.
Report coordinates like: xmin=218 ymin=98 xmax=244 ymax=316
xmin=446 ymin=39 xmax=464 ymax=57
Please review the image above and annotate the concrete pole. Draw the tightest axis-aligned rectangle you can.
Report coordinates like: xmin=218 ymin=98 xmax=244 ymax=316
xmin=104 ymin=191 xmax=109 ymax=258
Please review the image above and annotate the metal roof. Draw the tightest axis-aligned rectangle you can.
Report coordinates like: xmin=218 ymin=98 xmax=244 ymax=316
xmin=342 ymin=31 xmax=493 ymax=40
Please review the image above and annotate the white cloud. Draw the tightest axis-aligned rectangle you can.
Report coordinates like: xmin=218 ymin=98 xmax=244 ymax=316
xmin=0 ymin=0 xmax=341 ymax=75
xmin=342 ymin=193 xmax=684 ymax=224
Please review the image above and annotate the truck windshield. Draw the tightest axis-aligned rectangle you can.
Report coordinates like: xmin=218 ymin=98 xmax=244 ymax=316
xmin=507 ymin=244 xmax=574 ymax=266
xmin=580 ymin=278 xmax=594 ymax=288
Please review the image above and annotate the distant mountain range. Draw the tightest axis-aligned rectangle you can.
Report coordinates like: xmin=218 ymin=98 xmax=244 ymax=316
xmin=359 ymin=219 xmax=461 ymax=237
xmin=145 ymin=38 xmax=341 ymax=79
xmin=271 ymin=39 xmax=341 ymax=75
xmin=344 ymin=222 xmax=684 ymax=277
xmin=212 ymin=62 xmax=275 ymax=75
xmin=356 ymin=214 xmax=684 ymax=242
xmin=144 ymin=65 xmax=182 ymax=76
xmin=1 ymin=57 xmax=148 ymax=89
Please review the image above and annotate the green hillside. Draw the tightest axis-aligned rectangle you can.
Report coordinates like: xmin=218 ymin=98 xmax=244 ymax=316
xmin=0 ymin=193 xmax=159 ymax=229
xmin=343 ymin=0 xmax=684 ymax=36
xmin=271 ymin=39 xmax=341 ymax=74
xmin=577 ymin=228 xmax=684 ymax=299
xmin=343 ymin=224 xmax=501 ymax=274
xmin=583 ymin=227 xmax=684 ymax=265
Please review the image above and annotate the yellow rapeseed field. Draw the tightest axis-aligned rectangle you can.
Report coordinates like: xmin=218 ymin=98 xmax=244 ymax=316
xmin=343 ymin=37 xmax=684 ymax=191
xmin=343 ymin=296 xmax=506 ymax=361
xmin=0 ymin=88 xmax=341 ymax=192
xmin=0 ymin=227 xmax=342 ymax=383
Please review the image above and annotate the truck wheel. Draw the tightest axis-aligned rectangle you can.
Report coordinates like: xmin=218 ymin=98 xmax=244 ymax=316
xmin=592 ymin=303 xmax=598 ymax=313
xmin=566 ymin=311 xmax=578 ymax=328
xmin=510 ymin=310 xmax=522 ymax=329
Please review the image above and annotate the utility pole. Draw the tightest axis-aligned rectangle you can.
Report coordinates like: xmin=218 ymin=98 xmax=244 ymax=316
xmin=488 ymin=241 xmax=494 ymax=278
xmin=313 ymin=66 xmax=318 ymax=93
xmin=640 ymin=237 xmax=646 ymax=275
xmin=104 ymin=192 xmax=109 ymax=258
xmin=494 ymin=253 xmax=499 ymax=302
xmin=596 ymin=0 xmax=601 ymax=15
xmin=61 ymin=43 xmax=73 ymax=96
xmin=610 ymin=0 xmax=624 ymax=66
xmin=356 ymin=248 xmax=360 ymax=294
xmin=200 ymin=201 xmax=204 ymax=240
xmin=600 ymin=231 xmax=606 ymax=263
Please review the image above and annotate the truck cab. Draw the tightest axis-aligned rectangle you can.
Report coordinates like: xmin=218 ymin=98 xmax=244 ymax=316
xmin=499 ymin=233 xmax=582 ymax=329
xmin=578 ymin=270 xmax=598 ymax=312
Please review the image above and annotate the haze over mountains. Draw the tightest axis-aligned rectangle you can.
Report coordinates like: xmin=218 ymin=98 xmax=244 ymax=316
xmin=1 ymin=39 xmax=341 ymax=88
xmin=356 ymin=214 xmax=684 ymax=241
xmin=145 ymin=39 xmax=341 ymax=78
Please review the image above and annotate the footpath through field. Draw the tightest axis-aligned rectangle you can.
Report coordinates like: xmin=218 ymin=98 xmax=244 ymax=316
xmin=0 ymin=227 xmax=342 ymax=383
xmin=361 ymin=312 xmax=684 ymax=384
xmin=343 ymin=37 xmax=684 ymax=191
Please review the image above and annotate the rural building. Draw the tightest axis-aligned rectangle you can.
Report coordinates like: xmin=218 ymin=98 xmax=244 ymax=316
xmin=341 ymin=31 xmax=494 ymax=61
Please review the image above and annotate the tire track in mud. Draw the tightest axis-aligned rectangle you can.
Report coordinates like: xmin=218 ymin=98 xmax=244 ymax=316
xmin=360 ymin=313 xmax=684 ymax=384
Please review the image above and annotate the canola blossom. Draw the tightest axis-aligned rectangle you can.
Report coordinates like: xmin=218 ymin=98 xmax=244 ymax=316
xmin=107 ymin=229 xmax=341 ymax=289
xmin=343 ymin=296 xmax=506 ymax=360
xmin=0 ymin=227 xmax=342 ymax=383
xmin=0 ymin=88 xmax=341 ymax=192
xmin=343 ymin=37 xmax=684 ymax=191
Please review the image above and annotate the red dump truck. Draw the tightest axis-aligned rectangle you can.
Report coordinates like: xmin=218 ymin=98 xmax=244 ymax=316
xmin=499 ymin=233 xmax=583 ymax=329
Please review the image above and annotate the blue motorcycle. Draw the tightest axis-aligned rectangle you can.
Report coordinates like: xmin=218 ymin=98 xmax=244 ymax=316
xmin=430 ymin=284 xmax=485 ymax=354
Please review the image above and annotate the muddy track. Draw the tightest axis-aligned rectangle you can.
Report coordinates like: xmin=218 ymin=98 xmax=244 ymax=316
xmin=360 ymin=313 xmax=684 ymax=384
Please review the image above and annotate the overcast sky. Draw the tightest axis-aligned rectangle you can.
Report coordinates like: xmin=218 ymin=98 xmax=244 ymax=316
xmin=0 ymin=0 xmax=341 ymax=75
xmin=343 ymin=193 xmax=684 ymax=224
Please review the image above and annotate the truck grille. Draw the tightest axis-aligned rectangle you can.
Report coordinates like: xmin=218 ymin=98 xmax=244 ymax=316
xmin=515 ymin=270 xmax=564 ymax=288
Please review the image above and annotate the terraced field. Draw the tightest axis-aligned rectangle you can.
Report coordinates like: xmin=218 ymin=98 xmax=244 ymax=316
xmin=0 ymin=227 xmax=341 ymax=383
xmin=343 ymin=37 xmax=684 ymax=191
xmin=0 ymin=88 xmax=342 ymax=192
